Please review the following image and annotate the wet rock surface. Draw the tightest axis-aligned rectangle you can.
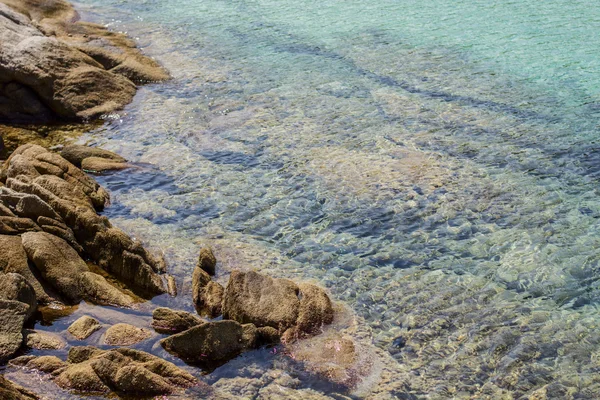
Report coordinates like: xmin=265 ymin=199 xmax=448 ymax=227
xmin=0 ymin=375 xmax=38 ymax=399
xmin=0 ymin=0 xmax=168 ymax=123
xmin=151 ymin=307 xmax=204 ymax=335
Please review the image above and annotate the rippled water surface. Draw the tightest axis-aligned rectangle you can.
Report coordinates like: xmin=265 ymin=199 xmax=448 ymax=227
xmin=15 ymin=0 xmax=600 ymax=397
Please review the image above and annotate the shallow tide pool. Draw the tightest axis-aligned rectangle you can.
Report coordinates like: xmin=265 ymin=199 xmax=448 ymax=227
xmin=11 ymin=0 xmax=600 ymax=397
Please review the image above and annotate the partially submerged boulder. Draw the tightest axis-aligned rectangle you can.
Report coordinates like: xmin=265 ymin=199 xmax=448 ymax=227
xmin=152 ymin=307 xmax=204 ymax=335
xmin=103 ymin=323 xmax=151 ymax=346
xmin=160 ymin=320 xmax=256 ymax=365
xmin=67 ymin=316 xmax=102 ymax=340
xmin=23 ymin=329 xmax=66 ymax=350
xmin=223 ymin=270 xmax=334 ymax=342
xmin=0 ymin=375 xmax=39 ymax=399
xmin=17 ymin=347 xmax=199 ymax=397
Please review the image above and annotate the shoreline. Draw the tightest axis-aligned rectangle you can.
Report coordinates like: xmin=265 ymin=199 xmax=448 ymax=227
xmin=0 ymin=1 xmax=392 ymax=398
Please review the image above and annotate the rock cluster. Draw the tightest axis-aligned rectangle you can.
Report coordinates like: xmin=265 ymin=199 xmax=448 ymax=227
xmin=11 ymin=347 xmax=200 ymax=397
xmin=0 ymin=0 xmax=169 ymax=123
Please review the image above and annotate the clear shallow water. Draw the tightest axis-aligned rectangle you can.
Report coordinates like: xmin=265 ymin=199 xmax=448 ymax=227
xmin=15 ymin=0 xmax=600 ymax=397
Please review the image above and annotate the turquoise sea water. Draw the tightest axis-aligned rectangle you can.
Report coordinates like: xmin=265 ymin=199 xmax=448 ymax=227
xmin=13 ymin=0 xmax=600 ymax=397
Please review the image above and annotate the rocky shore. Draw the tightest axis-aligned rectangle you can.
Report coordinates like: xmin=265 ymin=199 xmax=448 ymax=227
xmin=0 ymin=0 xmax=387 ymax=398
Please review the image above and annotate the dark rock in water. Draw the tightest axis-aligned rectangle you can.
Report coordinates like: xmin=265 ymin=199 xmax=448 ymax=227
xmin=60 ymin=145 xmax=126 ymax=168
xmin=103 ymin=323 xmax=151 ymax=346
xmin=152 ymin=307 xmax=204 ymax=334
xmin=0 ymin=299 xmax=28 ymax=362
xmin=20 ymin=347 xmax=199 ymax=396
xmin=196 ymin=247 xmax=217 ymax=276
xmin=67 ymin=316 xmax=102 ymax=340
xmin=0 ymin=272 xmax=37 ymax=320
xmin=256 ymin=326 xmax=281 ymax=346
xmin=0 ymin=375 xmax=39 ymax=399
xmin=192 ymin=266 xmax=224 ymax=318
xmin=222 ymin=270 xmax=300 ymax=332
xmin=0 ymin=234 xmax=59 ymax=304
xmin=160 ymin=320 xmax=257 ymax=364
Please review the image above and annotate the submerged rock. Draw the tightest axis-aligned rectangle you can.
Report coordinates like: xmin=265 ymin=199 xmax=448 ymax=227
xmin=103 ymin=323 xmax=152 ymax=346
xmin=152 ymin=307 xmax=204 ymax=335
xmin=0 ymin=375 xmax=38 ymax=399
xmin=19 ymin=347 xmax=199 ymax=396
xmin=67 ymin=316 xmax=102 ymax=340
xmin=160 ymin=320 xmax=257 ymax=365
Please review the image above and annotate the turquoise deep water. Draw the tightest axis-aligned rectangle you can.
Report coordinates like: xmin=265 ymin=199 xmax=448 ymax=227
xmin=12 ymin=0 xmax=600 ymax=398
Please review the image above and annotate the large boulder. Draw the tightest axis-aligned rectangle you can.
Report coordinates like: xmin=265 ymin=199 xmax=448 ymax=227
xmin=17 ymin=347 xmax=199 ymax=397
xmin=0 ymin=234 xmax=59 ymax=304
xmin=0 ymin=299 xmax=27 ymax=362
xmin=160 ymin=320 xmax=257 ymax=365
xmin=223 ymin=270 xmax=335 ymax=341
xmin=151 ymin=307 xmax=204 ymax=335
xmin=0 ymin=272 xmax=37 ymax=320
xmin=21 ymin=232 xmax=134 ymax=307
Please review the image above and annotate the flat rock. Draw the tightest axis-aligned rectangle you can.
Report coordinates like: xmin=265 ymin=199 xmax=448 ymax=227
xmin=60 ymin=145 xmax=126 ymax=168
xmin=67 ymin=316 xmax=102 ymax=340
xmin=151 ymin=307 xmax=204 ymax=335
xmin=103 ymin=323 xmax=151 ymax=346
xmin=81 ymin=157 xmax=129 ymax=172
xmin=160 ymin=320 xmax=256 ymax=365
xmin=23 ymin=329 xmax=66 ymax=350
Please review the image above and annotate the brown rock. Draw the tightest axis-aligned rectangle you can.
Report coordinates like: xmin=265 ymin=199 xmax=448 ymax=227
xmin=81 ymin=157 xmax=129 ymax=172
xmin=79 ymin=271 xmax=134 ymax=308
xmin=283 ymin=283 xmax=334 ymax=342
xmin=222 ymin=270 xmax=300 ymax=332
xmin=0 ymin=299 xmax=27 ymax=362
xmin=196 ymin=247 xmax=217 ymax=276
xmin=60 ymin=145 xmax=126 ymax=168
xmin=192 ymin=266 xmax=224 ymax=318
xmin=103 ymin=323 xmax=151 ymax=346
xmin=257 ymin=326 xmax=281 ymax=346
xmin=0 ymin=375 xmax=39 ymax=400
xmin=67 ymin=316 xmax=101 ymax=340
xmin=151 ymin=307 xmax=204 ymax=335
xmin=23 ymin=329 xmax=66 ymax=350
xmin=160 ymin=320 xmax=257 ymax=364
xmin=0 ymin=216 xmax=40 ymax=235
xmin=0 ymin=272 xmax=37 ymax=320
xmin=13 ymin=355 xmax=67 ymax=374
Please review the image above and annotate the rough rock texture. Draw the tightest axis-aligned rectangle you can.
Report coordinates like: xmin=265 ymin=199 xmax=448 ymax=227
xmin=21 ymin=232 xmax=133 ymax=307
xmin=60 ymin=145 xmax=125 ymax=168
xmin=151 ymin=307 xmax=204 ymax=335
xmin=23 ymin=329 xmax=66 ymax=350
xmin=0 ymin=299 xmax=27 ymax=362
xmin=11 ymin=355 xmax=67 ymax=374
xmin=0 ymin=235 xmax=58 ymax=304
xmin=223 ymin=270 xmax=335 ymax=341
xmin=67 ymin=316 xmax=102 ymax=340
xmin=160 ymin=320 xmax=257 ymax=365
xmin=0 ymin=0 xmax=168 ymax=123
xmin=2 ymin=145 xmax=166 ymax=297
xmin=103 ymin=323 xmax=151 ymax=346
xmin=81 ymin=157 xmax=129 ymax=172
xmin=196 ymin=247 xmax=216 ymax=276
xmin=17 ymin=347 xmax=198 ymax=397
xmin=0 ymin=272 xmax=37 ymax=320
xmin=192 ymin=266 xmax=223 ymax=318
xmin=0 ymin=375 xmax=38 ymax=399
